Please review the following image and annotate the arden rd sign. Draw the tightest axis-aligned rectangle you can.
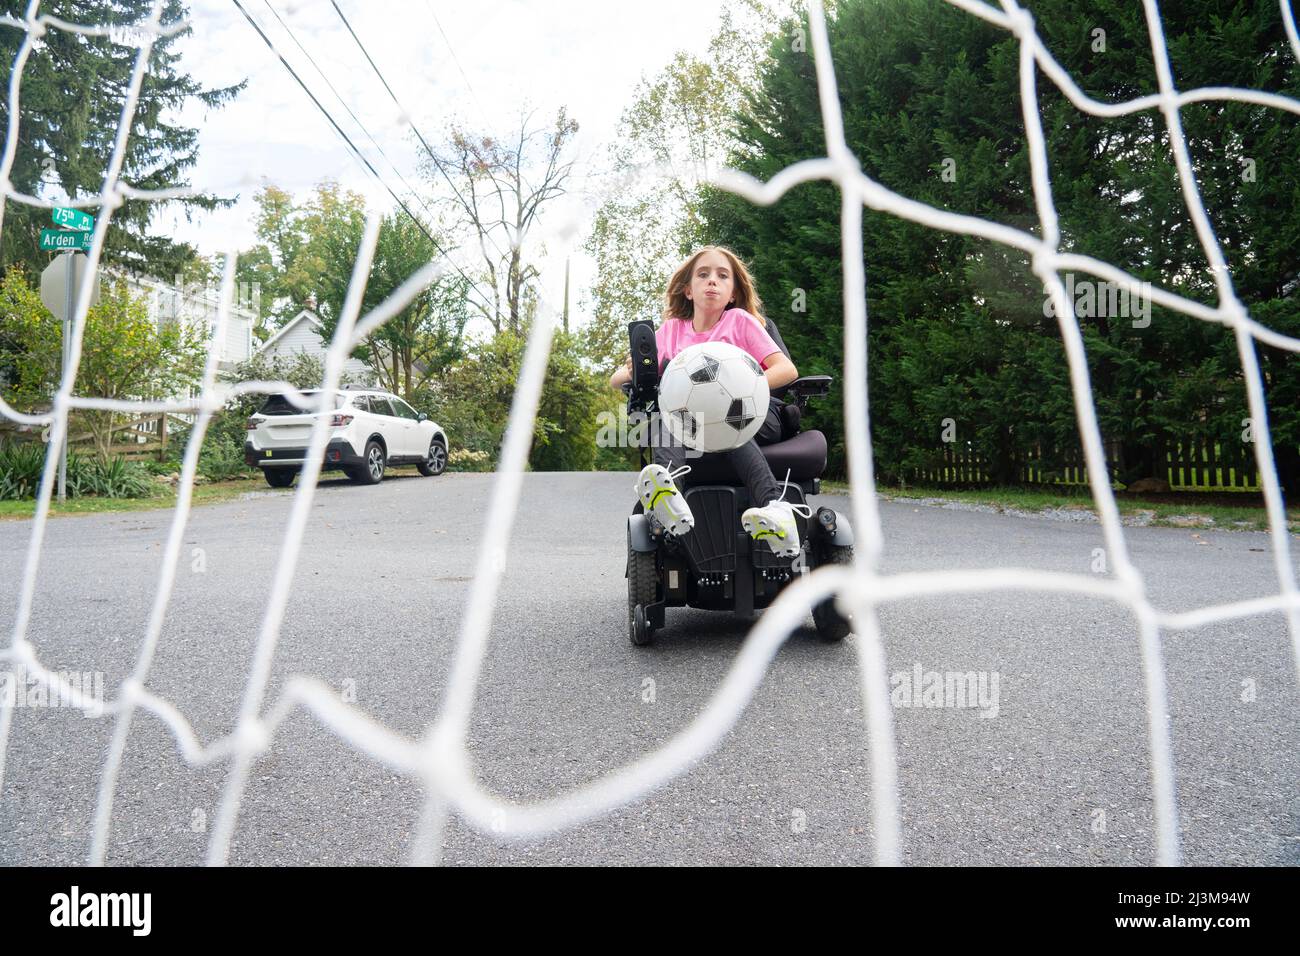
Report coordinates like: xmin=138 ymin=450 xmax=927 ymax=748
xmin=40 ymin=228 xmax=93 ymax=252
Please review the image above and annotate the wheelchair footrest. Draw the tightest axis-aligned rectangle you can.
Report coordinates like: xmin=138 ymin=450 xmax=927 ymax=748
xmin=680 ymin=487 xmax=740 ymax=575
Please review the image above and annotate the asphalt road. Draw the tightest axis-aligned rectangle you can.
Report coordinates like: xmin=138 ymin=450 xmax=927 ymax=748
xmin=0 ymin=471 xmax=1296 ymax=866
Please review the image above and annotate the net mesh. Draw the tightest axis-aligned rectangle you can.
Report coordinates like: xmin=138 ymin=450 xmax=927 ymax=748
xmin=1 ymin=0 xmax=1298 ymax=866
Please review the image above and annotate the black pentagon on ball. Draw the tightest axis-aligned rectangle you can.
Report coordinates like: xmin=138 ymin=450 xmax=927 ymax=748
xmin=742 ymin=354 xmax=762 ymax=376
xmin=688 ymin=355 xmax=720 ymax=383
xmin=724 ymin=397 xmax=755 ymax=431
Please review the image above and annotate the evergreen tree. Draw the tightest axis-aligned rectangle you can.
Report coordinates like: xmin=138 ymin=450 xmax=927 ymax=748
xmin=0 ymin=0 xmax=243 ymax=279
xmin=701 ymin=0 xmax=1300 ymax=488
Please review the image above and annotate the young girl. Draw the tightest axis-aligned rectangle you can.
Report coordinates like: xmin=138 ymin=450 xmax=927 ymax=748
xmin=609 ymin=245 xmax=810 ymax=557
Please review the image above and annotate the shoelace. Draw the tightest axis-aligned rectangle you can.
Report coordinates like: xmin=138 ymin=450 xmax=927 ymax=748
xmin=773 ymin=468 xmax=813 ymax=519
xmin=666 ymin=464 xmax=692 ymax=487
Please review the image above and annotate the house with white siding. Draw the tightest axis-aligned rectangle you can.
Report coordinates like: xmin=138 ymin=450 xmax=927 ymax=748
xmin=119 ymin=272 xmax=257 ymax=371
xmin=256 ymin=309 xmax=376 ymax=384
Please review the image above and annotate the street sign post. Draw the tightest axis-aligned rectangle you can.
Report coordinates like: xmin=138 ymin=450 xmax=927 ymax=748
xmin=39 ymin=252 xmax=101 ymax=502
xmin=50 ymin=207 xmax=94 ymax=232
xmin=40 ymin=228 xmax=93 ymax=252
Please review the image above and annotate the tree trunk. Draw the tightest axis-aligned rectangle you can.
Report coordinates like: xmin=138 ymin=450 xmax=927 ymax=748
xmin=1118 ymin=436 xmax=1158 ymax=485
xmin=1263 ymin=348 xmax=1300 ymax=496
xmin=507 ymin=247 xmax=523 ymax=334
xmin=92 ymin=411 xmax=113 ymax=462
xmin=1273 ymin=444 xmax=1300 ymax=498
xmin=991 ymin=424 xmax=1015 ymax=485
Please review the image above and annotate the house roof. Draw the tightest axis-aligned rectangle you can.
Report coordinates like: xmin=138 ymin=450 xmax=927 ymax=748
xmin=257 ymin=309 xmax=323 ymax=354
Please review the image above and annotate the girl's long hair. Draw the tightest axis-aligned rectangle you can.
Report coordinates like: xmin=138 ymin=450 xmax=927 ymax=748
xmin=663 ymin=246 xmax=766 ymax=326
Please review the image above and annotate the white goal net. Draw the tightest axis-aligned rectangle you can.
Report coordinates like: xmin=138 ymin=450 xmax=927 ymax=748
xmin=1 ymin=0 xmax=1298 ymax=867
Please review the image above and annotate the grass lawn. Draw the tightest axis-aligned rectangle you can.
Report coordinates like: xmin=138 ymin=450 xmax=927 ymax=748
xmin=0 ymin=464 xmax=448 ymax=521
xmin=819 ymin=480 xmax=1298 ymax=532
xmin=0 ymin=474 xmax=274 ymax=520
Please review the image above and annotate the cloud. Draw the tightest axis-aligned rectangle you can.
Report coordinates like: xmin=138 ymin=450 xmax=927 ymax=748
xmin=162 ymin=0 xmax=728 ymax=329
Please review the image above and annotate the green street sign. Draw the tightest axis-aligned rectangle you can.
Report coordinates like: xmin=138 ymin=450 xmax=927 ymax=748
xmin=40 ymin=228 xmax=93 ymax=252
xmin=51 ymin=207 xmax=94 ymax=231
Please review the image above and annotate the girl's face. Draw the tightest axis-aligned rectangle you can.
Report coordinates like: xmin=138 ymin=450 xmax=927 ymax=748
xmin=684 ymin=251 xmax=735 ymax=312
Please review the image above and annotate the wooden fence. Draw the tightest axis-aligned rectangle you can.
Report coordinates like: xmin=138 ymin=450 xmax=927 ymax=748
xmin=910 ymin=437 xmax=1263 ymax=491
xmin=0 ymin=412 xmax=188 ymax=461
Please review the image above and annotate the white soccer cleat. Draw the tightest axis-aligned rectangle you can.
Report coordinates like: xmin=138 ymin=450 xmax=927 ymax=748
xmin=635 ymin=464 xmax=695 ymax=536
xmin=742 ymin=498 xmax=813 ymax=557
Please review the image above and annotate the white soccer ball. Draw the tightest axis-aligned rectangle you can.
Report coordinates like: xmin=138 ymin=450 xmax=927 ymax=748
xmin=658 ymin=341 xmax=769 ymax=452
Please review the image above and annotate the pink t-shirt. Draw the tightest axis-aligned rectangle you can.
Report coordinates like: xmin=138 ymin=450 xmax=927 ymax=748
xmin=655 ymin=308 xmax=781 ymax=369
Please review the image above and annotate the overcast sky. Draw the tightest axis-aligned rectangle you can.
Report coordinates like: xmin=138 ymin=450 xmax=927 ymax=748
xmin=156 ymin=0 xmax=734 ymax=332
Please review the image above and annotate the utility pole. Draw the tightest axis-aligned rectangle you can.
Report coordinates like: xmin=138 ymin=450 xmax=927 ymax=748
xmin=562 ymin=256 xmax=570 ymax=334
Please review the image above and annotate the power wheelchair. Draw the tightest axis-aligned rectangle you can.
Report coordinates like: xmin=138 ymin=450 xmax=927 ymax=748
xmin=621 ymin=318 xmax=854 ymax=646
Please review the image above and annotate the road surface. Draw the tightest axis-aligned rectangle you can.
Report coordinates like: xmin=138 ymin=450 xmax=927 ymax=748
xmin=0 ymin=471 xmax=1295 ymax=865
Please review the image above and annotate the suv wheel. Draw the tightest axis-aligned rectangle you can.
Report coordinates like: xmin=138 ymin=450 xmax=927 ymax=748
xmin=351 ymin=440 xmax=385 ymax=484
xmin=417 ymin=438 xmax=447 ymax=477
xmin=264 ymin=467 xmax=297 ymax=488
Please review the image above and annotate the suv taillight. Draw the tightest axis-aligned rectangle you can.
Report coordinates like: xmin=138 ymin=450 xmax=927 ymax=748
xmin=330 ymin=414 xmax=354 ymax=427
xmin=246 ymin=417 xmax=261 ymax=430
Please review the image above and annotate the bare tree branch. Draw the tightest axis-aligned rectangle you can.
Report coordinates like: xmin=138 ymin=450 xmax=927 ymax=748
xmin=421 ymin=107 xmax=578 ymax=334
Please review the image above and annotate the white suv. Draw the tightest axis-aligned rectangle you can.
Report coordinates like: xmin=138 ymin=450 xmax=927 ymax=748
xmin=244 ymin=388 xmax=449 ymax=488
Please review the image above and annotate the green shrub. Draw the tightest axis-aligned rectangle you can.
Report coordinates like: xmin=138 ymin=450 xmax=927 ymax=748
xmin=166 ymin=409 xmax=257 ymax=482
xmin=0 ymin=440 xmax=47 ymax=499
xmin=447 ymin=448 xmax=492 ymax=473
xmin=70 ymin=456 xmax=155 ymax=498
xmin=0 ymin=440 xmax=155 ymax=500
xmin=197 ymin=430 xmax=251 ymax=481
xmin=140 ymin=458 xmax=183 ymax=477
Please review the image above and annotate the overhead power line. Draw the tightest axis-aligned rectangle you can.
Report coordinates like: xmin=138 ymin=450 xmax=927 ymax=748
xmin=327 ymin=0 xmax=513 ymax=268
xmin=228 ymin=0 xmax=491 ymax=310
xmin=259 ymin=0 xmax=441 ymax=233
xmin=420 ymin=0 xmax=494 ymax=133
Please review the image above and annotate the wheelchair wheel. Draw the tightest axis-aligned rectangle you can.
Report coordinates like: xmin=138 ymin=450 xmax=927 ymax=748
xmin=812 ymin=544 xmax=854 ymax=642
xmin=627 ymin=539 xmax=658 ymax=647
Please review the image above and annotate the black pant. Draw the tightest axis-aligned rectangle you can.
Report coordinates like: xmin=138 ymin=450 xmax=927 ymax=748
xmin=651 ymin=421 xmax=781 ymax=507
xmin=754 ymin=397 xmax=784 ymax=446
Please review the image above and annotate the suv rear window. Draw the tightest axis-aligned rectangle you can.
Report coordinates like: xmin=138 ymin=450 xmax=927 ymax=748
xmin=257 ymin=391 xmax=343 ymax=415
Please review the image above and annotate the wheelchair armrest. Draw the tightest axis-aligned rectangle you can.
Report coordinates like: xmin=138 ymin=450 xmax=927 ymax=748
xmin=772 ymin=374 xmax=833 ymax=402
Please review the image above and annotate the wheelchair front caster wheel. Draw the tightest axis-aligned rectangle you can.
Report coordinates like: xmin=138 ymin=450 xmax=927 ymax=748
xmin=631 ymin=603 xmax=653 ymax=646
xmin=627 ymin=537 xmax=658 ymax=647
xmin=812 ymin=544 xmax=855 ymax=642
